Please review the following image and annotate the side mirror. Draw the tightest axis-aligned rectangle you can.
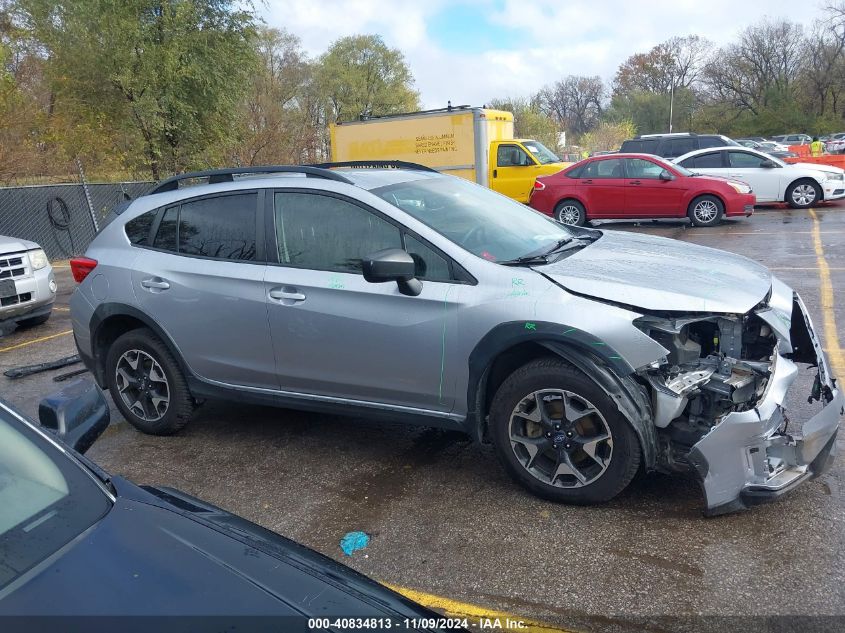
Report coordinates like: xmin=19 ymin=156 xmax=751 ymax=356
xmin=362 ymin=248 xmax=422 ymax=297
xmin=659 ymin=170 xmax=674 ymax=181
xmin=38 ymin=379 xmax=110 ymax=454
xmin=760 ymin=160 xmax=777 ymax=168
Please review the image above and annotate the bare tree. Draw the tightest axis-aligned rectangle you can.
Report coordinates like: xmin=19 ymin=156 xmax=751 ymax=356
xmin=537 ymin=75 xmax=605 ymax=136
xmin=613 ymin=35 xmax=711 ymax=97
xmin=703 ymin=19 xmax=804 ymax=116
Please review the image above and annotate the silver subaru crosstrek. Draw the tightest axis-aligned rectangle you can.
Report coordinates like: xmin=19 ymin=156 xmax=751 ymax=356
xmin=69 ymin=163 xmax=842 ymax=515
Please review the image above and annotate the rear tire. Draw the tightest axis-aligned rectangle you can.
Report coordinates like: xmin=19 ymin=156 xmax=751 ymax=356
xmin=786 ymin=179 xmax=821 ymax=208
xmin=554 ymin=200 xmax=586 ymax=226
xmin=688 ymin=195 xmax=724 ymax=227
xmin=489 ymin=358 xmax=641 ymax=505
xmin=105 ymin=328 xmax=195 ymax=435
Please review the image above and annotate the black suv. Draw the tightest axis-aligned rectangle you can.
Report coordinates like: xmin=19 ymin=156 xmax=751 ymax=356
xmin=619 ymin=133 xmax=739 ymax=159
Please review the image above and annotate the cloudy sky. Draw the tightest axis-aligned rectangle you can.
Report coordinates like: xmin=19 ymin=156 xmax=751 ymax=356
xmin=261 ymin=0 xmax=829 ymax=108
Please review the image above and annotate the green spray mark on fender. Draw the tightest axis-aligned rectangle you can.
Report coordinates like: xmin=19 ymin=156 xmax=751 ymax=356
xmin=438 ymin=285 xmax=455 ymax=403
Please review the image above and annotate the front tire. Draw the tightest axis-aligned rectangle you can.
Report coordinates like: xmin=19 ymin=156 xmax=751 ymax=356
xmin=105 ymin=328 xmax=196 ymax=435
xmin=489 ymin=358 xmax=641 ymax=505
xmin=554 ymin=200 xmax=586 ymax=226
xmin=688 ymin=195 xmax=723 ymax=227
xmin=786 ymin=179 xmax=821 ymax=208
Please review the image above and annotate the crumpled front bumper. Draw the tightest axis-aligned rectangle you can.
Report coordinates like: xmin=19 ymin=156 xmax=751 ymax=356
xmin=688 ymin=294 xmax=843 ymax=516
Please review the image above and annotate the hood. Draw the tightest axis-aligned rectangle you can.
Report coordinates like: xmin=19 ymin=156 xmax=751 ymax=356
xmin=0 ymin=235 xmax=38 ymax=255
xmin=535 ymin=230 xmax=772 ymax=313
xmin=2 ymin=479 xmax=435 ymax=620
xmin=792 ymin=162 xmax=845 ymax=175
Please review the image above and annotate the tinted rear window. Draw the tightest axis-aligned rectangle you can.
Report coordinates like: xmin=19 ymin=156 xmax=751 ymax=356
xmin=620 ymin=139 xmax=658 ymax=153
xmin=662 ymin=137 xmax=697 ymax=157
xmin=699 ymin=136 xmax=729 ymax=149
xmin=682 ymin=152 xmax=723 ymax=168
xmin=178 ymin=194 xmax=257 ymax=261
xmin=124 ymin=210 xmax=156 ymax=245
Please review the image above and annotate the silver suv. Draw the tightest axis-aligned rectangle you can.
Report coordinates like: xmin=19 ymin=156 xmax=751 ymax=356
xmin=0 ymin=235 xmax=56 ymax=332
xmin=69 ymin=163 xmax=842 ymax=515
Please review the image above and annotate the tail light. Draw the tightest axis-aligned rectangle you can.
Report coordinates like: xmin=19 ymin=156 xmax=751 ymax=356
xmin=533 ymin=180 xmax=546 ymax=191
xmin=70 ymin=257 xmax=98 ymax=283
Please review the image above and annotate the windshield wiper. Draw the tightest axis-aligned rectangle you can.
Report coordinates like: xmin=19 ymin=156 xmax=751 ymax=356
xmin=499 ymin=238 xmax=573 ymax=266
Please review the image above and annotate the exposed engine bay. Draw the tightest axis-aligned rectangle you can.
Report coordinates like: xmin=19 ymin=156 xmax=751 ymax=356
xmin=636 ymin=311 xmax=781 ymax=472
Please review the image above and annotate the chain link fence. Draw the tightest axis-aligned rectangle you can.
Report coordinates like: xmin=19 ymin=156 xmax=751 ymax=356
xmin=0 ymin=180 xmax=152 ymax=260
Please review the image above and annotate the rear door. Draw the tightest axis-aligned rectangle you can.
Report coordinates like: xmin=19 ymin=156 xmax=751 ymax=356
xmin=130 ymin=191 xmax=278 ymax=389
xmin=263 ymin=190 xmax=461 ymax=412
xmin=490 ymin=143 xmax=538 ymax=202
xmin=577 ymin=158 xmax=627 ymax=217
xmin=623 ymin=157 xmax=684 ymax=217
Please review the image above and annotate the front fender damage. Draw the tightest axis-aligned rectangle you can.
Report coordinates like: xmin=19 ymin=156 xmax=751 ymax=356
xmin=637 ymin=291 xmax=842 ymax=516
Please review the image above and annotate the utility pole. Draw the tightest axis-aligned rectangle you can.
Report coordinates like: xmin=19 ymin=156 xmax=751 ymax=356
xmin=668 ymin=73 xmax=675 ymax=134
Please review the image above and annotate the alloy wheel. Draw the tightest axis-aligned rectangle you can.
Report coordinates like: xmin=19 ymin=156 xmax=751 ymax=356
xmin=791 ymin=184 xmax=817 ymax=206
xmin=115 ymin=349 xmax=170 ymax=422
xmin=509 ymin=389 xmax=613 ymax=488
xmin=693 ymin=199 xmax=718 ymax=224
xmin=557 ymin=205 xmax=582 ymax=225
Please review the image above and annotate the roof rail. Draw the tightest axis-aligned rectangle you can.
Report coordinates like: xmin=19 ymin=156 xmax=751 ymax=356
xmin=636 ymin=132 xmax=697 ymax=139
xmin=147 ymin=165 xmax=354 ymax=195
xmin=308 ymin=160 xmax=439 ymax=173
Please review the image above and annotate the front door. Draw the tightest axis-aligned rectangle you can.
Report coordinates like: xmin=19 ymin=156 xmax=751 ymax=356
xmin=491 ymin=143 xmax=538 ymax=202
xmin=131 ymin=191 xmax=278 ymax=389
xmin=723 ymin=150 xmax=781 ymax=202
xmin=264 ymin=190 xmax=461 ymax=412
xmin=623 ymin=157 xmax=683 ymax=217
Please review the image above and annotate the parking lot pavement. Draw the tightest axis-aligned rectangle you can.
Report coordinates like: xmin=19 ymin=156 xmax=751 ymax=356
xmin=1 ymin=208 xmax=844 ymax=632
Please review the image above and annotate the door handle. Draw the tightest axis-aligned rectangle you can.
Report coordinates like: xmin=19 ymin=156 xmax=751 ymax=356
xmin=269 ymin=287 xmax=306 ymax=304
xmin=493 ymin=169 xmax=498 ymax=178
xmin=580 ymin=179 xmax=593 ymax=184
xmin=141 ymin=277 xmax=170 ymax=291
xmin=629 ymin=180 xmax=642 ymax=185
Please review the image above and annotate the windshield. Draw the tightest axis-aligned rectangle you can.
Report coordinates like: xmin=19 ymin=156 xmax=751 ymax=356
xmin=0 ymin=405 xmax=110 ymax=589
xmin=372 ymin=176 xmax=574 ymax=261
xmin=521 ymin=140 xmax=560 ymax=165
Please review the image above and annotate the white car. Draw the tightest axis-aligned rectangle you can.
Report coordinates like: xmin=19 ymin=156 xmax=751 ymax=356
xmin=0 ymin=235 xmax=56 ymax=332
xmin=824 ymin=132 xmax=845 ymax=153
xmin=673 ymin=147 xmax=845 ymax=208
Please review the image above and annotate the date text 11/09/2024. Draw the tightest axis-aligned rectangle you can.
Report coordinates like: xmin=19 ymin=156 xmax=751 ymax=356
xmin=307 ymin=617 xmax=529 ymax=630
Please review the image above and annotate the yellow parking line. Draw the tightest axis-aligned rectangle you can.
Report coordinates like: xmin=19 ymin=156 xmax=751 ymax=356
xmin=52 ymin=306 xmax=70 ymax=311
xmin=809 ymin=209 xmax=845 ymax=377
xmin=384 ymin=583 xmax=575 ymax=633
xmin=0 ymin=330 xmax=73 ymax=353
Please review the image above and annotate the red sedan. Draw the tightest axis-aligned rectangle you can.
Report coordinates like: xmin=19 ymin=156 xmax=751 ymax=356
xmin=529 ymin=153 xmax=755 ymax=227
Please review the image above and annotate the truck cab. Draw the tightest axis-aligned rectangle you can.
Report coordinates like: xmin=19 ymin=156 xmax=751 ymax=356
xmin=489 ymin=139 xmax=568 ymax=202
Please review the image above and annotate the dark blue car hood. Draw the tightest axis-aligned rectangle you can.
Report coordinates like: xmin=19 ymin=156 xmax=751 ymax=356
xmin=0 ymin=477 xmax=434 ymax=623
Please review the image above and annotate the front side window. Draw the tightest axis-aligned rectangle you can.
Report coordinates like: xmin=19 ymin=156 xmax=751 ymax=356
xmin=404 ymin=234 xmax=452 ymax=281
xmin=728 ymin=151 xmax=768 ymax=168
xmin=0 ymin=412 xmax=111 ymax=589
xmin=274 ymin=192 xmax=402 ymax=273
xmin=582 ymin=158 xmax=624 ymax=179
xmin=372 ymin=176 xmax=572 ymax=262
xmin=497 ymin=145 xmax=534 ymax=167
xmin=625 ymin=158 xmax=665 ymax=179
xmin=699 ymin=137 xmax=728 ymax=149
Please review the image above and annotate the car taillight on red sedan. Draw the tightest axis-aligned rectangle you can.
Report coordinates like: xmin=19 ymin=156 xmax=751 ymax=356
xmin=69 ymin=257 xmax=98 ymax=283
xmin=533 ymin=180 xmax=546 ymax=191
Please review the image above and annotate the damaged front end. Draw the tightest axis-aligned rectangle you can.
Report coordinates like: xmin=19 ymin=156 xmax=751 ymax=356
xmin=635 ymin=279 xmax=843 ymax=516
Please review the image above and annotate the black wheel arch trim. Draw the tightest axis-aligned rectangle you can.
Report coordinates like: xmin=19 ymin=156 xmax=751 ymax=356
xmin=466 ymin=321 xmax=656 ymax=469
xmin=88 ymin=303 xmax=194 ymax=389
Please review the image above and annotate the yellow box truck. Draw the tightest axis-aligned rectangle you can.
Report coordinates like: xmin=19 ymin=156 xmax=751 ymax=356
xmin=329 ymin=106 xmax=570 ymax=203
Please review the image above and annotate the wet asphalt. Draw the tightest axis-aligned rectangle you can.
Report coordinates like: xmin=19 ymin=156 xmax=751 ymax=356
xmin=1 ymin=205 xmax=843 ymax=632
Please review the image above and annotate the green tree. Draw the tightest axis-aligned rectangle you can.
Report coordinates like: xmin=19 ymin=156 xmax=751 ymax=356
xmin=20 ymin=0 xmax=258 ymax=178
xmin=317 ymin=34 xmax=419 ymax=123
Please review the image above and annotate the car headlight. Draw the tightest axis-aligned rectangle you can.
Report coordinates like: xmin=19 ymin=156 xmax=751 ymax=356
xmin=825 ymin=172 xmax=844 ymax=181
xmin=28 ymin=248 xmax=49 ymax=270
xmin=728 ymin=181 xmax=752 ymax=194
